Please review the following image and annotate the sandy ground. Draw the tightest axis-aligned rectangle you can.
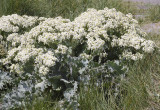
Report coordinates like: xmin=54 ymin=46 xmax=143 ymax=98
xmin=124 ymin=0 xmax=160 ymax=5
xmin=141 ymin=22 xmax=160 ymax=34
xmin=124 ymin=0 xmax=160 ymax=34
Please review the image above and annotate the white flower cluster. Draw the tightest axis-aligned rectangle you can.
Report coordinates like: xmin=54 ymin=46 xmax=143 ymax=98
xmin=10 ymin=63 xmax=23 ymax=74
xmin=79 ymin=53 xmax=92 ymax=60
xmin=7 ymin=33 xmax=21 ymax=46
xmin=141 ymin=40 xmax=155 ymax=53
xmin=38 ymin=33 xmax=58 ymax=45
xmin=0 ymin=7 xmax=156 ymax=75
xmin=0 ymin=14 xmax=38 ymax=33
xmin=55 ymin=45 xmax=68 ymax=54
xmin=112 ymin=32 xmax=155 ymax=51
xmin=3 ymin=46 xmax=58 ymax=75
xmin=35 ymin=51 xmax=57 ymax=75
xmin=121 ymin=51 xmax=143 ymax=61
xmin=87 ymin=37 xmax=105 ymax=50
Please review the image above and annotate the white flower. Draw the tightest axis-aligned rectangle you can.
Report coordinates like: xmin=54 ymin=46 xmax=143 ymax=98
xmin=0 ymin=14 xmax=38 ymax=33
xmin=142 ymin=40 xmax=155 ymax=53
xmin=35 ymin=51 xmax=57 ymax=67
xmin=121 ymin=51 xmax=143 ymax=61
xmin=39 ymin=65 xmax=49 ymax=75
xmin=38 ymin=32 xmax=58 ymax=45
xmin=79 ymin=53 xmax=92 ymax=59
xmin=55 ymin=45 xmax=68 ymax=54
xmin=87 ymin=37 xmax=105 ymax=50
xmin=10 ymin=64 xmax=24 ymax=74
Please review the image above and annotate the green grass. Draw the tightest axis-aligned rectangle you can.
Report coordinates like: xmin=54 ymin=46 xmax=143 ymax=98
xmin=0 ymin=0 xmax=136 ymax=20
xmin=122 ymin=53 xmax=160 ymax=110
xmin=22 ymin=93 xmax=61 ymax=110
xmin=149 ymin=5 xmax=160 ymax=23
xmin=139 ymin=4 xmax=160 ymax=23
xmin=78 ymin=51 xmax=160 ymax=110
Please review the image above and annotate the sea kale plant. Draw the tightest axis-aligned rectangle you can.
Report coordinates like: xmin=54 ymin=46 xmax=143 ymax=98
xmin=0 ymin=7 xmax=156 ymax=109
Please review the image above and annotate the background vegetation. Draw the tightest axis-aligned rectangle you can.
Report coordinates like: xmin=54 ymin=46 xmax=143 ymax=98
xmin=0 ymin=0 xmax=136 ymax=20
xmin=149 ymin=5 xmax=160 ymax=23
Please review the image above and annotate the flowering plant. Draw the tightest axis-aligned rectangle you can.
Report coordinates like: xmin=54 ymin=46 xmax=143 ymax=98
xmin=0 ymin=7 xmax=156 ymax=109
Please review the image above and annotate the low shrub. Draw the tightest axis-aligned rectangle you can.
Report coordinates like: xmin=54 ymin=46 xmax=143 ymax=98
xmin=0 ymin=7 xmax=156 ymax=109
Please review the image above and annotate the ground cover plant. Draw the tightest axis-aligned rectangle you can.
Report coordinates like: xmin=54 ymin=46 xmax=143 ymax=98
xmin=0 ymin=6 xmax=157 ymax=110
